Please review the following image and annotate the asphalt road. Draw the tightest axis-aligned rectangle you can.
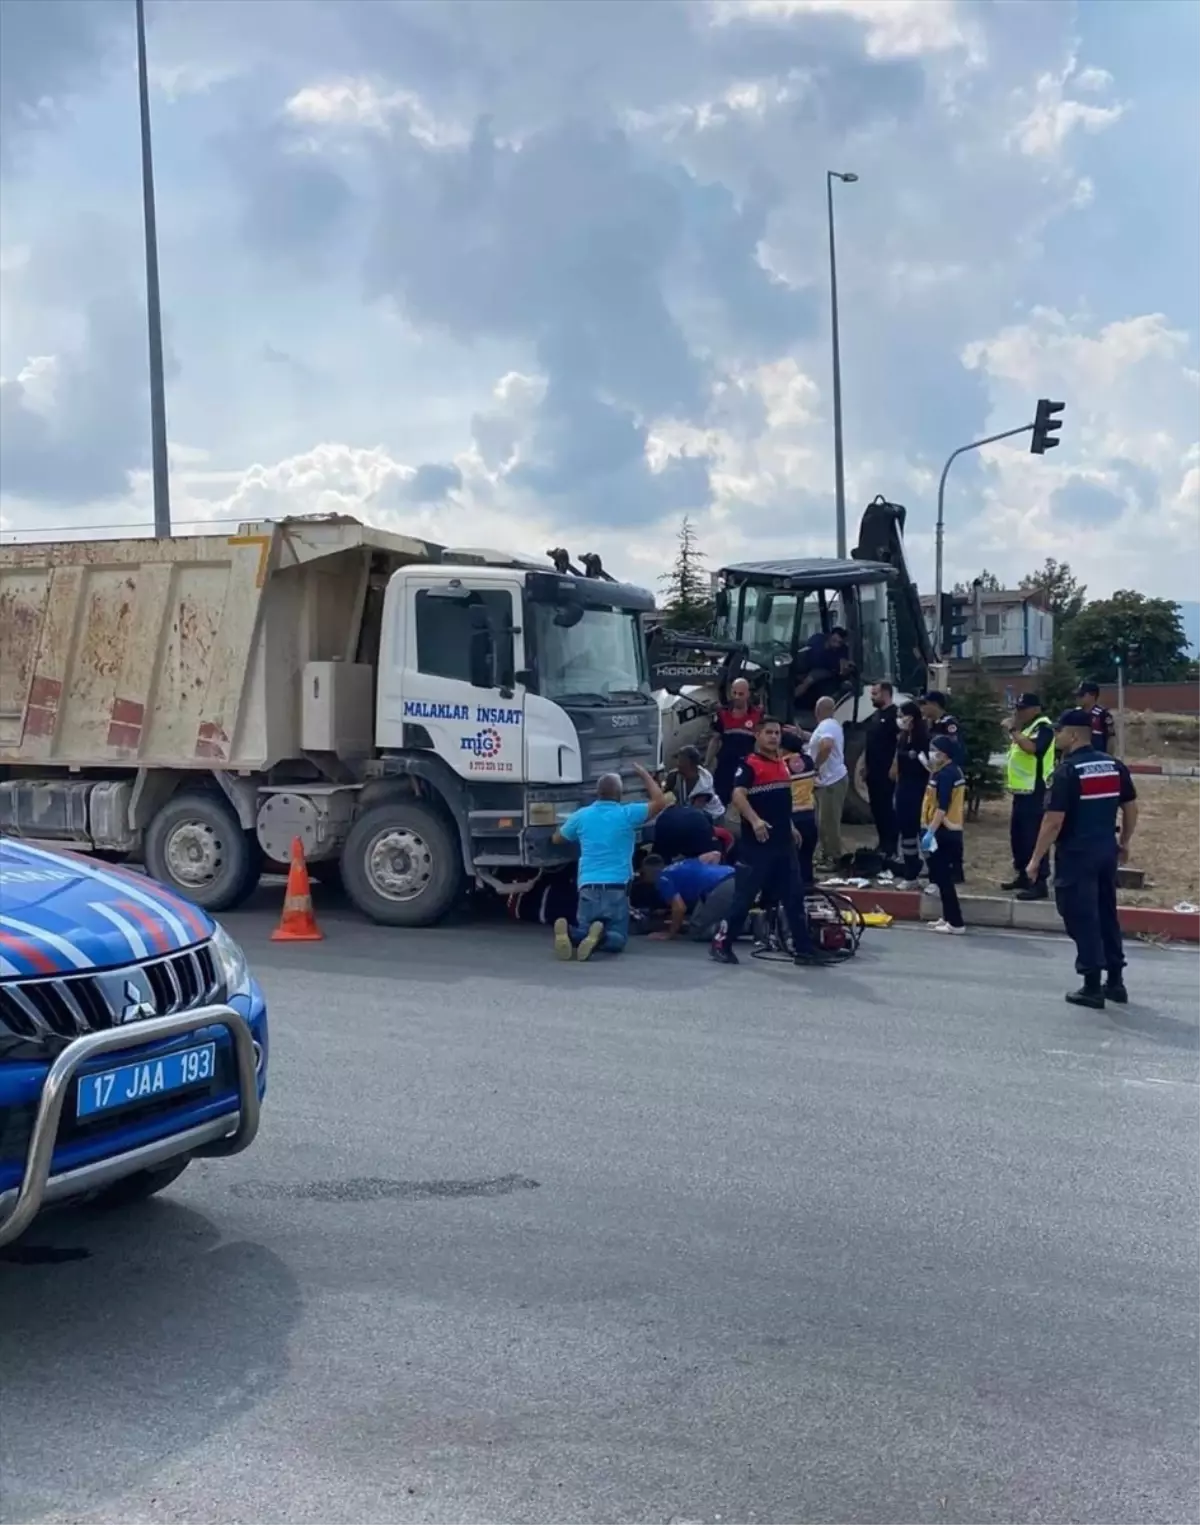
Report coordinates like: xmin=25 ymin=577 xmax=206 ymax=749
xmin=2 ymin=897 xmax=1197 ymax=1525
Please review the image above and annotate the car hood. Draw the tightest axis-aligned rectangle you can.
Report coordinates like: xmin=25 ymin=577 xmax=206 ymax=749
xmin=0 ymin=838 xmax=214 ymax=978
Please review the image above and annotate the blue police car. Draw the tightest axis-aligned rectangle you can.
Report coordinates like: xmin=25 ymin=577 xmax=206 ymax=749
xmin=0 ymin=836 xmax=267 ymax=1247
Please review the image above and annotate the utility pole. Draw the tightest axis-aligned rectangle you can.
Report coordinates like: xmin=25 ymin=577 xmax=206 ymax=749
xmin=1115 ymin=656 xmax=1126 ymax=758
xmin=136 ymin=0 xmax=172 ymax=538
xmin=933 ymin=424 xmax=1033 ymax=655
xmin=826 ymin=170 xmax=857 ymax=559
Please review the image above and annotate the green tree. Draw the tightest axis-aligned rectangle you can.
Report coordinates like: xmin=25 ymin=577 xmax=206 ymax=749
xmin=1019 ymin=557 xmax=1086 ymax=626
xmin=1065 ymin=590 xmax=1190 ymax=683
xmin=953 ymin=568 xmax=1002 ymax=595
xmin=659 ymin=516 xmax=714 ymax=631
xmin=952 ymin=678 xmax=1006 ymax=819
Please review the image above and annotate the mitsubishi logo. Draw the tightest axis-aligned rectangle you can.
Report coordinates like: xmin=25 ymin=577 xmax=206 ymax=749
xmin=117 ymin=978 xmax=156 ymax=1026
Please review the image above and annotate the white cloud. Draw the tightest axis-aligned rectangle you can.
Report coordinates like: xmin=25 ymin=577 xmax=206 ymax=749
xmin=283 ymin=79 xmax=466 ymax=147
xmin=1 ymin=0 xmax=1194 ymax=620
xmin=958 ymin=308 xmax=1199 ymax=597
xmin=1007 ymin=60 xmax=1126 ymax=159
xmin=150 ymin=60 xmax=242 ymax=102
xmin=710 ymin=0 xmax=971 ymax=60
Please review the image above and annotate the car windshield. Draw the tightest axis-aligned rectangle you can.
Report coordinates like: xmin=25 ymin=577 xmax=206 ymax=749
xmin=533 ymin=605 xmax=650 ymax=701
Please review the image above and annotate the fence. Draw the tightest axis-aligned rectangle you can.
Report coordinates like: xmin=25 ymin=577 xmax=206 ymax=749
xmin=965 ymin=676 xmax=1199 ymax=716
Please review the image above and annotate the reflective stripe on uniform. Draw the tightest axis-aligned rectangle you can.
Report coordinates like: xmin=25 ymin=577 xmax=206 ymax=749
xmin=1006 ymin=717 xmax=1055 ymax=795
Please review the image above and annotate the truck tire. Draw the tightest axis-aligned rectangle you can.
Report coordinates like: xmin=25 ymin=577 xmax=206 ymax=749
xmin=93 ymin=1158 xmax=191 ymax=1208
xmin=341 ymin=798 xmax=464 ymax=927
xmin=843 ymin=730 xmax=873 ymax=826
xmin=144 ymin=792 xmax=264 ymax=911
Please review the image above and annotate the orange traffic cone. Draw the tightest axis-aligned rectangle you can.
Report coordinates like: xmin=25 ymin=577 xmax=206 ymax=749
xmin=271 ymin=837 xmax=324 ymax=942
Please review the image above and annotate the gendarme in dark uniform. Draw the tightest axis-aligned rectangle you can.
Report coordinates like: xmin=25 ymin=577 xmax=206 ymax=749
xmin=1076 ymin=680 xmax=1115 ymax=754
xmin=1028 ymin=708 xmax=1138 ymax=1009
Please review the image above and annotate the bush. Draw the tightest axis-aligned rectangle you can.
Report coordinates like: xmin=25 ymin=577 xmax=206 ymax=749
xmin=953 ymin=678 xmax=1006 ymax=819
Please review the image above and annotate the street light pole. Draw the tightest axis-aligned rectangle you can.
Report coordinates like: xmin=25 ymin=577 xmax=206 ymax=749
xmin=136 ymin=0 xmax=172 ymax=539
xmin=826 ymin=170 xmax=857 ymax=560
xmin=933 ymin=423 xmax=1034 ymax=655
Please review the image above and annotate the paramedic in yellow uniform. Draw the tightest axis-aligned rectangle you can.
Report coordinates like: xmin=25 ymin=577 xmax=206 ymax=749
xmin=782 ymin=731 xmax=818 ymax=886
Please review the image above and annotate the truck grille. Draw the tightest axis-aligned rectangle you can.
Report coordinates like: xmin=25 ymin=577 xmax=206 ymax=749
xmin=0 ymin=944 xmax=219 ymax=1042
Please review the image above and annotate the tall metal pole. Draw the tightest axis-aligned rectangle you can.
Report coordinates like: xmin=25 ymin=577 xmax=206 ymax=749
xmin=827 ymin=172 xmax=848 ymax=559
xmin=136 ymin=0 xmax=171 ymax=539
xmin=933 ymin=423 xmax=1034 ymax=655
xmin=1116 ymin=657 xmax=1126 ymax=758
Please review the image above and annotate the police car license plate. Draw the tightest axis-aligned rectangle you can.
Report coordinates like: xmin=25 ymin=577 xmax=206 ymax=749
xmin=76 ymin=1044 xmax=217 ymax=1119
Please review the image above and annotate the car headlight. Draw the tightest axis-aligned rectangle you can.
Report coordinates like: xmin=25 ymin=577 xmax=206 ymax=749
xmin=211 ymin=922 xmax=252 ymax=1000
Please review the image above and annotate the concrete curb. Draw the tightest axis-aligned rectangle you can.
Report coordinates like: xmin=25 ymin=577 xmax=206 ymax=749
xmin=837 ymin=887 xmax=1200 ymax=943
xmin=1127 ymin=762 xmax=1200 ymax=778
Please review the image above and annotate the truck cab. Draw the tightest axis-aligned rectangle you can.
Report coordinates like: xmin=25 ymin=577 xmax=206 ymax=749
xmin=363 ymin=556 xmax=659 ymax=915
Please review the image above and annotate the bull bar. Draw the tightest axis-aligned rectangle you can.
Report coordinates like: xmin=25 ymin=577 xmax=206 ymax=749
xmin=0 ymin=1004 xmax=260 ymax=1250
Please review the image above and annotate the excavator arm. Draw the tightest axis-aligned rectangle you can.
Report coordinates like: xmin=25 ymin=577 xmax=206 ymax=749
xmin=852 ymin=495 xmax=936 ymax=695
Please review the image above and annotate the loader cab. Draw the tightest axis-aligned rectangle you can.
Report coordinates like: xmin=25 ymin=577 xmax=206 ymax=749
xmin=712 ymin=559 xmax=895 ymax=724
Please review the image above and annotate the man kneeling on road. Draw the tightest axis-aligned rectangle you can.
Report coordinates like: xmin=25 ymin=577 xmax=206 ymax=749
xmin=552 ymin=763 xmax=667 ymax=961
xmin=640 ymin=853 xmax=737 ymax=942
xmin=710 ymin=716 xmax=836 ymax=968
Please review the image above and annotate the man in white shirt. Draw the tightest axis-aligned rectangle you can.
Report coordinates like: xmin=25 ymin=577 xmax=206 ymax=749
xmin=671 ymin=745 xmax=725 ymax=821
xmin=810 ymin=695 xmax=848 ymax=865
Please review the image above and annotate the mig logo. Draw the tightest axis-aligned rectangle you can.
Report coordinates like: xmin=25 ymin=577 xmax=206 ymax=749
xmin=461 ymin=727 xmax=503 ymax=758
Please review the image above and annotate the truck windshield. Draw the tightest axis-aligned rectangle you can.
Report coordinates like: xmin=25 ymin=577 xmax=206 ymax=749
xmin=533 ymin=606 xmax=650 ymax=702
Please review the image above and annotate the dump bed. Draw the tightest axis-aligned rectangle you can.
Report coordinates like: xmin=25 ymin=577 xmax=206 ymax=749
xmin=0 ymin=516 xmax=441 ymax=772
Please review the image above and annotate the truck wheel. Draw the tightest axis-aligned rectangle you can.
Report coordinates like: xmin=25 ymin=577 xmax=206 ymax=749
xmin=341 ymin=799 xmax=464 ymax=927
xmin=93 ymin=1158 xmax=191 ymax=1208
xmin=843 ymin=731 xmax=873 ymax=826
xmin=144 ymin=792 xmax=264 ymax=911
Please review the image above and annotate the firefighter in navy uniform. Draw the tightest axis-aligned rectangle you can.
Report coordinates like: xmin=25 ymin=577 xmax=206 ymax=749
xmin=710 ymin=715 xmax=836 ymax=968
xmin=1026 ymin=709 xmax=1139 ymax=1009
xmin=1076 ymin=680 xmax=1115 ymax=754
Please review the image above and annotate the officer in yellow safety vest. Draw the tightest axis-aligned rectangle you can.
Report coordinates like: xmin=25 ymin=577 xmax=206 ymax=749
xmin=1002 ymin=691 xmax=1056 ymax=901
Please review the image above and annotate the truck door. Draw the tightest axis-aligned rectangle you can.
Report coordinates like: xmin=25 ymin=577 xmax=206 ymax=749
xmin=391 ymin=578 xmax=526 ymax=782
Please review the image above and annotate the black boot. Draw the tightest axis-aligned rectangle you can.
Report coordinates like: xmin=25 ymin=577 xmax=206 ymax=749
xmin=1001 ymin=875 xmax=1029 ymax=892
xmin=1015 ymin=883 xmax=1048 ymax=901
xmin=1066 ymin=973 xmax=1105 ymax=1010
xmin=1104 ymin=973 xmax=1129 ymax=1004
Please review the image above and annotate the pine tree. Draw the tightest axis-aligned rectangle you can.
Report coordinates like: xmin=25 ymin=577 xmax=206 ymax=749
xmin=953 ymin=678 xmax=1006 ymax=819
xmin=659 ymin=516 xmax=714 ymax=631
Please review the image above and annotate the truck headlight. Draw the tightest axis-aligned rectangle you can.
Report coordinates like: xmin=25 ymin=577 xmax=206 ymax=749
xmin=211 ymin=923 xmax=252 ymax=1000
xmin=528 ymin=801 xmax=582 ymax=827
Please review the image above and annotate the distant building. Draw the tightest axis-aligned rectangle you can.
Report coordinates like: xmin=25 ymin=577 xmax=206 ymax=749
xmin=920 ymin=588 xmax=1054 ymax=676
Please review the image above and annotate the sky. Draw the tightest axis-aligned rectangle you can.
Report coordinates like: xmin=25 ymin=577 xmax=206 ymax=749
xmin=1 ymin=0 xmax=1197 ymax=609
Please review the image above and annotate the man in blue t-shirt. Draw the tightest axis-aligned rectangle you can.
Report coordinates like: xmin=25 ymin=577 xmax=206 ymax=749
xmin=553 ymin=762 xmax=667 ymax=960
xmin=639 ymin=853 xmax=737 ymax=942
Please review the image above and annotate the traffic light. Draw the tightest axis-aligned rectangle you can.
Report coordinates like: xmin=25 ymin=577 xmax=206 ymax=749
xmin=938 ymin=593 xmax=970 ymax=654
xmin=1030 ymin=398 xmax=1065 ymax=455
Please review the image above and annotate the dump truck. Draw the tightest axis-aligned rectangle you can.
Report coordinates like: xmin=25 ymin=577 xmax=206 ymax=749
xmin=0 ymin=516 xmax=659 ymax=925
